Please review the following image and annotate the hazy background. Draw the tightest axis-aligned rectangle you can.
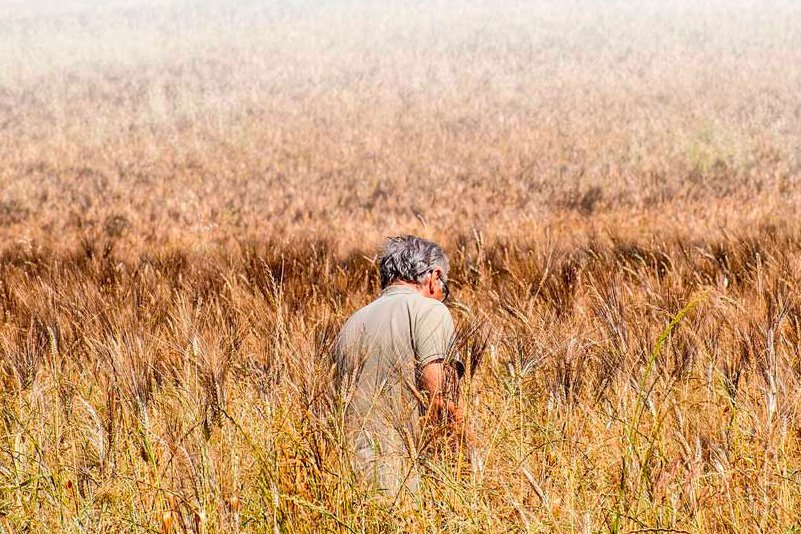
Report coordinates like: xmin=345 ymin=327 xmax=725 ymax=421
xmin=2 ymin=0 xmax=800 ymax=247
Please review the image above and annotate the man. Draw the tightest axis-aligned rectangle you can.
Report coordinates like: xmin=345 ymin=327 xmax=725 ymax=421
xmin=335 ymin=235 xmax=466 ymax=496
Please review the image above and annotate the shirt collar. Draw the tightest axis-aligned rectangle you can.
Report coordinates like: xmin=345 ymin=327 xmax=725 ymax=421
xmin=381 ymin=284 xmax=419 ymax=297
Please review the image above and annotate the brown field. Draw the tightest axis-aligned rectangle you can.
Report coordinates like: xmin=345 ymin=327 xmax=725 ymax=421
xmin=2 ymin=1 xmax=801 ymax=532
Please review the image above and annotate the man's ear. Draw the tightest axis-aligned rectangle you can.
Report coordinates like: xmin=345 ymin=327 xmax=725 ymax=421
xmin=430 ymin=267 xmax=443 ymax=294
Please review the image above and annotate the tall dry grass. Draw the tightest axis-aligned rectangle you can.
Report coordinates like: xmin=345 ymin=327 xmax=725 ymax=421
xmin=2 ymin=0 xmax=801 ymax=532
xmin=4 ymin=224 xmax=801 ymax=532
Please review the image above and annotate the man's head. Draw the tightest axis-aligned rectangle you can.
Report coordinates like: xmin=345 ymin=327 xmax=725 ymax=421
xmin=379 ymin=235 xmax=449 ymax=302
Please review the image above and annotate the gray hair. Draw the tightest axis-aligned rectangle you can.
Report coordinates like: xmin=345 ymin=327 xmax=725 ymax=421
xmin=379 ymin=235 xmax=449 ymax=289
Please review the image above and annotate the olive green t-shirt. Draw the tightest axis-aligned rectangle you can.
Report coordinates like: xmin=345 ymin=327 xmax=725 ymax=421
xmin=335 ymin=285 xmax=458 ymax=473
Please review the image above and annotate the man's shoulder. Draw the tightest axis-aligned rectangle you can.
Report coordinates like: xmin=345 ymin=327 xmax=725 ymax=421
xmin=339 ymin=301 xmax=374 ymax=333
xmin=408 ymin=292 xmax=450 ymax=313
xmin=338 ymin=296 xmax=394 ymax=336
xmin=405 ymin=295 xmax=453 ymax=329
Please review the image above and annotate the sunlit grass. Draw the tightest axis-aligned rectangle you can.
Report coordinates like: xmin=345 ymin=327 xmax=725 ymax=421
xmin=3 ymin=229 xmax=801 ymax=531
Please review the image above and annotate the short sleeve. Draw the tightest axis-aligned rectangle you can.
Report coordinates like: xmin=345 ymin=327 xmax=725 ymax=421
xmin=413 ymin=302 xmax=458 ymax=370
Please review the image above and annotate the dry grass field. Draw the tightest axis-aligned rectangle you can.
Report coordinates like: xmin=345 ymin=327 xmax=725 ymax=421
xmin=2 ymin=0 xmax=801 ymax=532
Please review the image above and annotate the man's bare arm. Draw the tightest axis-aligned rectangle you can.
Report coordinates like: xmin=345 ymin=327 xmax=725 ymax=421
xmin=419 ymin=361 xmax=468 ymax=437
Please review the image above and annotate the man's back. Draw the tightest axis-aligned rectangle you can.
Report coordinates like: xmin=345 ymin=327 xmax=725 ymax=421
xmin=335 ymin=285 xmax=456 ymax=492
